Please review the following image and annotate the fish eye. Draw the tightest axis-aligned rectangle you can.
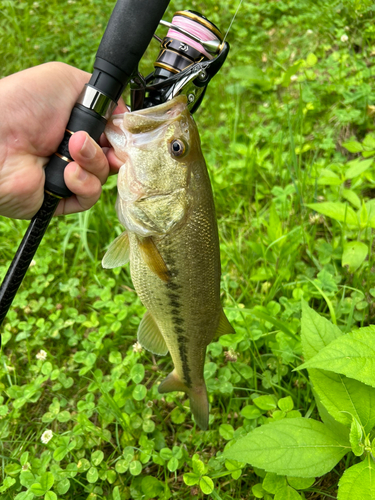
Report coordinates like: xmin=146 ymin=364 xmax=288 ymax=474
xmin=170 ymin=139 xmax=186 ymax=157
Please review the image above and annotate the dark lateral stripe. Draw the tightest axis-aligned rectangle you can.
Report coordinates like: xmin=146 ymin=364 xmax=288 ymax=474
xmin=164 ymin=266 xmax=192 ymax=388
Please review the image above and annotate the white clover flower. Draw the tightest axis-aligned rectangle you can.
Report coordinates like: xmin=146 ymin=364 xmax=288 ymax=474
xmin=341 ymin=34 xmax=349 ymax=42
xmin=309 ymin=213 xmax=321 ymax=224
xmin=306 ymin=29 xmax=313 ymax=35
xmin=36 ymin=350 xmax=47 ymax=361
xmin=41 ymin=430 xmax=53 ymax=444
xmin=29 ymin=259 xmax=36 ymax=267
xmin=291 ymin=75 xmax=298 ymax=82
xmin=263 ymin=102 xmax=270 ymax=108
xmin=133 ymin=342 xmax=143 ymax=353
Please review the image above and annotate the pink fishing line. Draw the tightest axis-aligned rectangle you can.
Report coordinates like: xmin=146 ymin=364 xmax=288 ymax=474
xmin=167 ymin=15 xmax=220 ymax=59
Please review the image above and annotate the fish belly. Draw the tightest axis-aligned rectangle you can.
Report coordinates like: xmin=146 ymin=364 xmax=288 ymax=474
xmin=128 ymin=201 xmax=221 ymax=389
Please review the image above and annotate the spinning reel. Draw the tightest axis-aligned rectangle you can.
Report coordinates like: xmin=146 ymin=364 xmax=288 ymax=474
xmin=131 ymin=10 xmax=229 ymax=112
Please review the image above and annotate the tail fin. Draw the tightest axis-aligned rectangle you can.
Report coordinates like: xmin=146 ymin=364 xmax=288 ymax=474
xmin=158 ymin=369 xmax=209 ymax=430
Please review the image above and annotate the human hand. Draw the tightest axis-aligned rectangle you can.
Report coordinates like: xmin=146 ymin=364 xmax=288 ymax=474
xmin=0 ymin=62 xmax=124 ymax=220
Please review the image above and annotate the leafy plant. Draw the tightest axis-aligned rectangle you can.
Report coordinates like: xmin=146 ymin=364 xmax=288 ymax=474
xmin=224 ymin=301 xmax=375 ymax=498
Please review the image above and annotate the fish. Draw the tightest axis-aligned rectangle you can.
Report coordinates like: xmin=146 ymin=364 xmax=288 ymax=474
xmin=102 ymin=95 xmax=234 ymax=430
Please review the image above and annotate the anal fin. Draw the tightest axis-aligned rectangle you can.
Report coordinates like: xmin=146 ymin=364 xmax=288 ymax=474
xmin=137 ymin=311 xmax=168 ymax=356
xmin=102 ymin=231 xmax=130 ymax=269
xmin=137 ymin=236 xmax=170 ymax=282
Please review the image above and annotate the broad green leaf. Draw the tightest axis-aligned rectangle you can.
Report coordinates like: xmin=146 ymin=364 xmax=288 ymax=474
xmin=142 ymin=476 xmax=164 ymax=497
xmin=112 ymin=486 xmax=121 ymax=500
xmin=349 ymin=417 xmax=363 ymax=457
xmin=241 ymin=405 xmax=262 ymax=419
xmin=86 ymin=466 xmax=99 ymax=483
xmin=342 ymin=189 xmax=361 ymax=209
xmin=56 ymin=478 xmax=70 ymax=495
xmin=160 ymin=448 xmax=173 ymax=461
xmin=287 ymin=477 xmax=315 ymax=490
xmin=223 ymin=419 xmax=349 ymax=477
xmin=30 ymin=483 xmax=46 ymax=496
xmin=91 ymin=450 xmax=104 ymax=466
xmin=366 ymin=200 xmax=375 ymax=228
xmin=219 ymin=424 xmax=234 ymax=440
xmin=306 ymin=52 xmax=318 ymax=67
xmin=298 ymin=326 xmax=375 ymax=388
xmin=278 ymin=397 xmax=294 ymax=412
xmin=20 ymin=452 xmax=29 ymax=466
xmin=314 ymin=392 xmax=350 ymax=443
xmin=115 ymin=459 xmax=128 ymax=473
xmin=129 ymin=460 xmax=142 ymax=476
xmin=44 ymin=492 xmax=57 ymax=500
xmin=20 ymin=471 xmax=35 ymax=488
xmin=301 ymin=300 xmax=342 ymax=362
xmin=15 ymin=492 xmax=34 ymax=500
xmin=53 ymin=446 xmax=70 ymax=462
xmin=344 ymin=158 xmax=373 ymax=180
xmin=342 ymin=241 xmax=368 ymax=272
xmin=317 ymin=169 xmax=342 ymax=186
xmin=170 ymin=407 xmax=186 ymax=424
xmin=183 ymin=472 xmax=200 ymax=486
xmin=342 ymin=141 xmax=364 ymax=153
xmin=40 ymin=472 xmax=54 ymax=492
xmin=305 ymin=203 xmax=358 ymax=226
xmin=167 ymin=457 xmax=179 ymax=472
xmin=132 ymin=385 xmax=147 ymax=401
xmin=262 ymin=472 xmax=286 ymax=493
xmin=0 ymin=476 xmax=16 ymax=493
xmin=130 ymin=364 xmax=145 ymax=384
xmin=193 ymin=456 xmax=206 ymax=476
xmin=310 ymin=369 xmax=375 ymax=433
xmin=200 ymin=476 xmax=214 ymax=495
xmin=274 ymin=486 xmax=302 ymax=500
xmin=337 ymin=456 xmax=375 ymax=500
xmin=253 ymin=395 xmax=277 ymax=411
xmin=252 ymin=483 xmax=265 ymax=498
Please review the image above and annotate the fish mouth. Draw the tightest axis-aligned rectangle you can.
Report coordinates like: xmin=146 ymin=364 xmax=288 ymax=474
xmin=123 ymin=95 xmax=188 ymax=134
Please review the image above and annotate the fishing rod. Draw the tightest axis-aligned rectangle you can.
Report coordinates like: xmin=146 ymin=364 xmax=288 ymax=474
xmin=0 ymin=5 xmax=229 ymax=334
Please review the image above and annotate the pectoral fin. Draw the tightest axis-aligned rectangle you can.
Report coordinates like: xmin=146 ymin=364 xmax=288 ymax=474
xmin=137 ymin=236 xmax=170 ymax=282
xmin=102 ymin=231 xmax=130 ymax=269
xmin=137 ymin=311 xmax=168 ymax=356
xmin=215 ymin=309 xmax=235 ymax=337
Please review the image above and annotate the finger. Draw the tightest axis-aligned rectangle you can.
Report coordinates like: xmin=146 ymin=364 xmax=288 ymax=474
xmin=68 ymin=131 xmax=109 ymax=185
xmin=104 ymin=147 xmax=123 ymax=174
xmin=57 ymin=161 xmax=102 ymax=215
xmin=113 ymin=96 xmax=128 ymax=114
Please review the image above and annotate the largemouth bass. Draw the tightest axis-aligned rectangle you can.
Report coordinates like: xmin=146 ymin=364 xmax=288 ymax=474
xmin=103 ymin=95 xmax=234 ymax=430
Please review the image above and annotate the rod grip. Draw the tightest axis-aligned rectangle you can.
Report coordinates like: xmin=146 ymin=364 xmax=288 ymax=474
xmin=97 ymin=0 xmax=170 ymax=78
xmin=44 ymin=105 xmax=106 ymax=198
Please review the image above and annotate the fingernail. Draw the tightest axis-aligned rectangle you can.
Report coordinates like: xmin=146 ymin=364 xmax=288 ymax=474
xmin=75 ymin=164 xmax=88 ymax=182
xmin=80 ymin=135 xmax=96 ymax=159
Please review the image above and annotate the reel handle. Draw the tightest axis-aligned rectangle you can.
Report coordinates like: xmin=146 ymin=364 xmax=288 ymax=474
xmin=44 ymin=0 xmax=170 ymax=198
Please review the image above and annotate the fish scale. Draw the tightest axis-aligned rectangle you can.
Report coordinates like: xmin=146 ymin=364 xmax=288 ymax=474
xmin=103 ymin=95 xmax=234 ymax=429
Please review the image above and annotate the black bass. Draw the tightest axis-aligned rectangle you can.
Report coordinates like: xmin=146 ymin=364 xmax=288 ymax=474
xmin=103 ymin=95 xmax=233 ymax=430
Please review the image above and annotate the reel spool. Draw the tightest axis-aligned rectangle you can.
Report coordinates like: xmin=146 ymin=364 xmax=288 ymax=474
xmin=130 ymin=10 xmax=229 ymax=113
xmin=153 ymin=11 xmax=223 ymax=84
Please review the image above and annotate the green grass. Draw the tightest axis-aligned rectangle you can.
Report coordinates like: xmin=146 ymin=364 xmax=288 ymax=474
xmin=1 ymin=0 xmax=375 ymax=498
